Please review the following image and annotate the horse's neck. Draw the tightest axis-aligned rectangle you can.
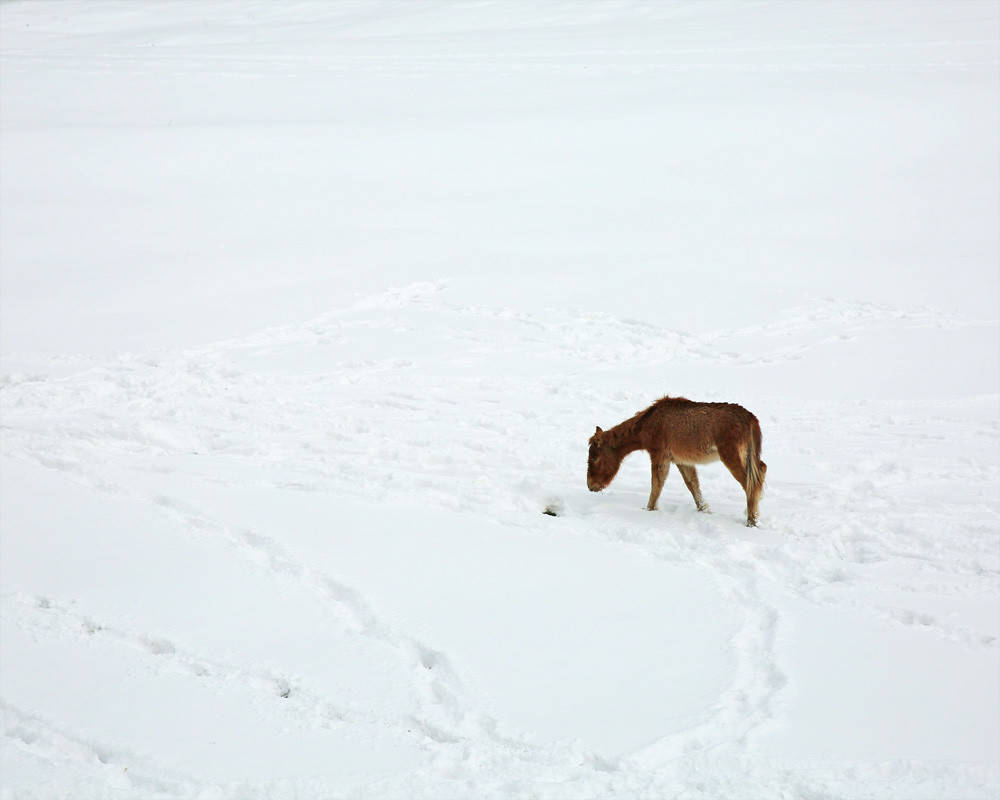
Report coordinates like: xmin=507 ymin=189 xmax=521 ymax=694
xmin=609 ymin=416 xmax=646 ymax=458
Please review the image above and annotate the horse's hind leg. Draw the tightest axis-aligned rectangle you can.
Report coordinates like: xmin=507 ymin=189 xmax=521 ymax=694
xmin=647 ymin=452 xmax=670 ymax=510
xmin=677 ymin=465 xmax=709 ymax=512
xmin=717 ymin=443 xmax=756 ymax=526
xmin=747 ymin=461 xmax=766 ymax=526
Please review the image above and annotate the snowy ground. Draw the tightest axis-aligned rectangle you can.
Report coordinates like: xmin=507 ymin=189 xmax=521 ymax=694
xmin=1 ymin=2 xmax=998 ymax=798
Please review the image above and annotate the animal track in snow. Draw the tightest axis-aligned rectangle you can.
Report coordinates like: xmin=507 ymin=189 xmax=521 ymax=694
xmin=1 ymin=700 xmax=196 ymax=796
xmin=0 ymin=594 xmax=406 ymax=735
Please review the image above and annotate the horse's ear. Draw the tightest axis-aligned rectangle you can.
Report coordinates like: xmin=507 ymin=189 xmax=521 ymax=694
xmin=594 ymin=426 xmax=604 ymax=437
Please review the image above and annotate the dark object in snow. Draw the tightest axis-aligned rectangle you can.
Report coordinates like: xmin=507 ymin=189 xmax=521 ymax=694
xmin=542 ymin=498 xmax=563 ymax=516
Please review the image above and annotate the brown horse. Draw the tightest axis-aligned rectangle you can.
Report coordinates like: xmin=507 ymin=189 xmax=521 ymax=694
xmin=587 ymin=396 xmax=766 ymax=526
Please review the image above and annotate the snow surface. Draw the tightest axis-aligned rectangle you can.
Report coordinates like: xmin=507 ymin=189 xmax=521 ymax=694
xmin=1 ymin=1 xmax=998 ymax=798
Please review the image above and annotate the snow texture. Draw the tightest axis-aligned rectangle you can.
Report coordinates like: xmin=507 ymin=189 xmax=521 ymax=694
xmin=1 ymin=1 xmax=998 ymax=798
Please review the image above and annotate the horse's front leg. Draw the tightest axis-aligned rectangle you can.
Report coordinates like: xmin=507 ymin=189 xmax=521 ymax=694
xmin=677 ymin=465 xmax=710 ymax=512
xmin=647 ymin=452 xmax=670 ymax=510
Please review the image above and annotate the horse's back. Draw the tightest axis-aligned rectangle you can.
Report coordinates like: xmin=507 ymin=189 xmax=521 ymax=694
xmin=644 ymin=400 xmax=757 ymax=462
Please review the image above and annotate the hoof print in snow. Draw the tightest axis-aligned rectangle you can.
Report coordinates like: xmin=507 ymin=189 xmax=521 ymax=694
xmin=416 ymin=646 xmax=440 ymax=670
xmin=143 ymin=637 xmax=176 ymax=656
xmin=586 ymin=753 xmax=619 ymax=773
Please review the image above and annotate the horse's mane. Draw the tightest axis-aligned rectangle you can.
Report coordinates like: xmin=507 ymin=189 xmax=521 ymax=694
xmin=649 ymin=394 xmax=692 ymax=408
xmin=638 ymin=395 xmax=693 ymax=421
xmin=592 ymin=395 xmax=696 ymax=447
xmin=602 ymin=395 xmax=692 ymax=444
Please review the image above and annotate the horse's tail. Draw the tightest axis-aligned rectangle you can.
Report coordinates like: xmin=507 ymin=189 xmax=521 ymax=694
xmin=745 ymin=415 xmax=766 ymax=495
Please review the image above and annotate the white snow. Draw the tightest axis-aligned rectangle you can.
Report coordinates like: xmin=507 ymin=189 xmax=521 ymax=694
xmin=1 ymin=1 xmax=998 ymax=798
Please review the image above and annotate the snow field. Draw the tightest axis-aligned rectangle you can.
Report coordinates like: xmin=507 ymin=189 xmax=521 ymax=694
xmin=2 ymin=285 xmax=997 ymax=798
xmin=1 ymin=2 xmax=999 ymax=798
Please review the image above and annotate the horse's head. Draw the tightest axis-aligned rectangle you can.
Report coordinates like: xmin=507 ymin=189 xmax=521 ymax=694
xmin=587 ymin=426 xmax=619 ymax=491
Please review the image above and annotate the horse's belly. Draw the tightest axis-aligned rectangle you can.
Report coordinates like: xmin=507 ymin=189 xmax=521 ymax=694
xmin=672 ymin=447 xmax=720 ymax=466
